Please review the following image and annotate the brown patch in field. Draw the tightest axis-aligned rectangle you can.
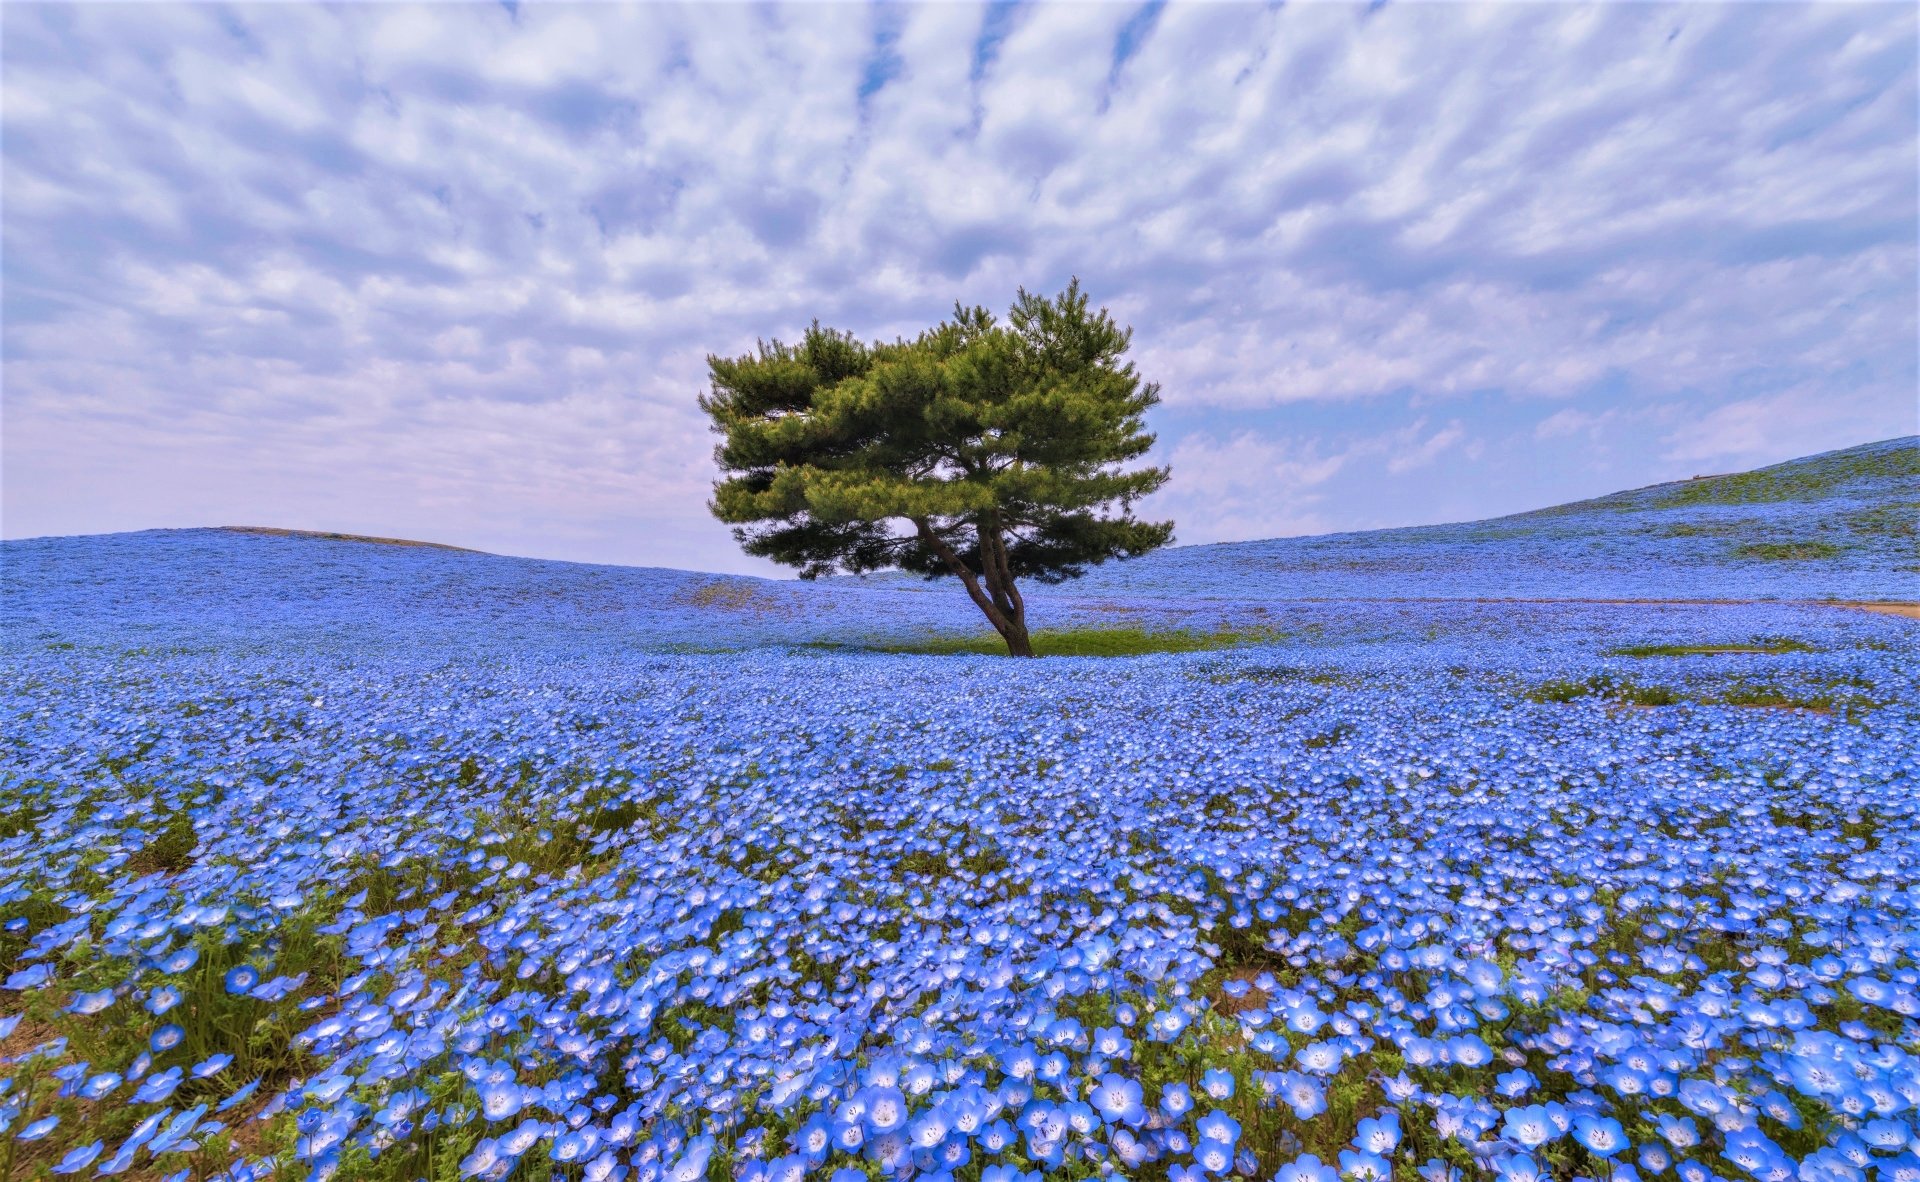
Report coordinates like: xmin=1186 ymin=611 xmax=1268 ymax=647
xmin=1833 ymin=602 xmax=1920 ymax=620
xmin=676 ymin=579 xmax=794 ymax=615
xmin=0 ymin=1011 xmax=62 ymax=1062
xmin=221 ymin=526 xmax=479 ymax=552
xmin=1210 ymin=967 xmax=1282 ymax=1016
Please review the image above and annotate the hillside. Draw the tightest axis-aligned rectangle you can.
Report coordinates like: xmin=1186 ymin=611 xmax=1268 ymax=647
xmin=1072 ymin=435 xmax=1918 ymax=601
xmin=2 ymin=438 xmax=1913 ymax=658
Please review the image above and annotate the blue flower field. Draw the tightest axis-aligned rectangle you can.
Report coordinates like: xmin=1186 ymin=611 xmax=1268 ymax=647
xmin=1 ymin=439 xmax=1916 ymax=1182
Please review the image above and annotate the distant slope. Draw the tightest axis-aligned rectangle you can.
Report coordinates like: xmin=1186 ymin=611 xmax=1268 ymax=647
xmin=2 ymin=439 xmax=1913 ymax=657
xmin=1070 ymin=436 xmax=1918 ymax=602
xmin=0 ymin=527 xmax=995 ymax=653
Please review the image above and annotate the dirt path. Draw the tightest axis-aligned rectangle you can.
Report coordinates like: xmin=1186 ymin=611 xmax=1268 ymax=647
xmin=1838 ymin=602 xmax=1920 ymax=620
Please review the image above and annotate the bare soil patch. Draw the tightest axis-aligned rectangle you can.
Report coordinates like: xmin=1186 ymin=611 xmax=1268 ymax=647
xmin=221 ymin=526 xmax=478 ymax=552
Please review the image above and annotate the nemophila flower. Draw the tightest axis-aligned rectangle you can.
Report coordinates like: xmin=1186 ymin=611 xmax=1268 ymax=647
xmin=1340 ymin=1150 xmax=1391 ymax=1181
xmin=1657 ymin=1116 xmax=1700 ymax=1150
xmin=479 ymin=1082 xmax=524 ymax=1121
xmin=860 ymin=1086 xmax=907 ymax=1133
xmin=133 ymin=1066 xmax=184 ymax=1103
xmin=1195 ymin=1136 xmax=1235 ymax=1175
xmin=1162 ymin=1082 xmax=1194 ymax=1117
xmin=191 ymin=1053 xmax=233 ymax=1078
xmin=151 ymin=1022 xmax=186 ymax=1052
xmin=157 ymin=945 xmax=200 ymax=974
xmin=215 ymin=1077 xmax=261 ymax=1114
xmin=1859 ymin=1121 xmax=1908 ymax=1151
xmin=1504 ymin=1105 xmax=1557 ymax=1149
xmin=499 ymin=1119 xmax=546 ymax=1158
xmin=908 ymin=1108 xmax=950 ymax=1149
xmin=17 ymin=1114 xmax=60 ymax=1141
xmin=1150 ymin=1007 xmax=1190 ymax=1041
xmin=1573 ymin=1116 xmax=1627 ymax=1158
xmin=1280 ymin=1072 xmax=1326 ymax=1120
xmin=1496 ymin=1155 xmax=1545 ymax=1182
xmin=1091 ymin=1074 xmax=1145 ymax=1126
xmin=1354 ymin=1113 xmax=1399 ymax=1155
xmin=460 ymin=1138 xmax=503 ymax=1179
xmin=1297 ymin=1040 xmax=1343 ymax=1074
xmin=1093 ymin=1025 xmax=1130 ymax=1057
xmin=67 ymin=987 xmax=115 ymax=1014
xmin=582 ymin=1153 xmax=623 ymax=1182
xmin=1201 ymin=1068 xmax=1236 ymax=1101
xmin=50 ymin=1141 xmax=103 ymax=1174
xmin=225 ymin=964 xmax=261 ymax=994
xmin=1196 ymin=1109 xmax=1241 ymax=1147
xmin=146 ymin=985 xmax=183 ymax=1015
xmin=1275 ymin=1153 xmax=1340 ymax=1182
xmin=1876 ymin=1156 xmax=1920 ymax=1182
xmin=5 ymin=963 xmax=51 ymax=990
xmin=551 ymin=1128 xmax=596 ymax=1164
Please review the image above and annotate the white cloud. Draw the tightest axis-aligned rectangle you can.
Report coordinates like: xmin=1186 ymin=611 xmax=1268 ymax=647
xmin=1535 ymin=408 xmax=1616 ymax=440
xmin=1 ymin=1 xmax=1912 ymax=569
xmin=1386 ymin=420 xmax=1469 ymax=475
xmin=1148 ymin=432 xmax=1351 ymax=546
xmin=1661 ymin=384 xmax=1913 ymax=469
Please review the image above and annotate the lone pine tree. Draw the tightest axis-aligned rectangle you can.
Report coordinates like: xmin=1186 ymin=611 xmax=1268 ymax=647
xmin=700 ymin=279 xmax=1174 ymax=656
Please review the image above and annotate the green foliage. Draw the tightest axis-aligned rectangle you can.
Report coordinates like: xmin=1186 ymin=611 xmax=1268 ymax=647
xmin=1609 ymin=638 xmax=1813 ymax=657
xmin=851 ymin=625 xmax=1284 ymax=657
xmin=1650 ymin=437 xmax=1919 ymax=508
xmin=1733 ymin=540 xmax=1842 ymax=561
xmin=700 ymin=279 xmax=1174 ymax=654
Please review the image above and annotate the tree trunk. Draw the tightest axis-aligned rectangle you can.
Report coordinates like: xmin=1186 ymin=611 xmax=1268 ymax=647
xmin=978 ymin=515 xmax=1032 ymax=657
xmin=999 ymin=618 xmax=1033 ymax=657
xmin=913 ymin=517 xmax=1036 ymax=657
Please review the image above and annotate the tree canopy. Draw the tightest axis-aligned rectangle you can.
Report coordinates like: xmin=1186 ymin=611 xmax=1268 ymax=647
xmin=700 ymin=279 xmax=1174 ymax=656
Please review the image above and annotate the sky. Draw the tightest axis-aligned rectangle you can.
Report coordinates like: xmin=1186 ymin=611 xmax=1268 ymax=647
xmin=3 ymin=2 xmax=1915 ymax=576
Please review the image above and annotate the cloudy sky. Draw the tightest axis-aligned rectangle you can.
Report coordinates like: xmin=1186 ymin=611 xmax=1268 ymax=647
xmin=3 ymin=2 xmax=1914 ymax=575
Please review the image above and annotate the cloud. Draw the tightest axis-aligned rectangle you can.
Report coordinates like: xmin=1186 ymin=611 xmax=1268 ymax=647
xmin=1660 ymin=383 xmax=1909 ymax=470
xmin=1149 ymin=432 xmax=1351 ymax=546
xmin=1534 ymin=408 xmax=1616 ymax=440
xmin=1386 ymin=420 xmax=1469 ymax=475
xmin=2 ymin=1 xmax=1913 ymax=571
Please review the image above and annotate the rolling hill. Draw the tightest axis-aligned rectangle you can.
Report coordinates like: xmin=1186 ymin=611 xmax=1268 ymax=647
xmin=2 ymin=437 xmax=1913 ymax=656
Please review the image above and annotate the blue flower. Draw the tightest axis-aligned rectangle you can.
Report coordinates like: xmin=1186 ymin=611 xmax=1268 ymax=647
xmin=1503 ymin=1105 xmax=1556 ymax=1149
xmin=157 ymin=945 xmax=199 ymax=974
xmin=1275 ymin=1154 xmax=1340 ymax=1182
xmin=858 ymin=1086 xmax=908 ymax=1133
xmin=1573 ymin=1116 xmax=1627 ymax=1158
xmin=1354 ymin=1113 xmax=1399 ymax=1155
xmin=51 ymin=1141 xmax=103 ymax=1174
xmin=1201 ymin=1068 xmax=1236 ymax=1101
xmin=1161 ymin=1081 xmax=1194 ymax=1117
xmin=1090 ymin=1073 xmax=1145 ymax=1126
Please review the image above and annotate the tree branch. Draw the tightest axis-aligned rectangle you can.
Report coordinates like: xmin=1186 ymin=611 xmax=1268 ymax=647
xmin=912 ymin=517 xmax=1014 ymax=636
xmin=981 ymin=512 xmax=1026 ymax=626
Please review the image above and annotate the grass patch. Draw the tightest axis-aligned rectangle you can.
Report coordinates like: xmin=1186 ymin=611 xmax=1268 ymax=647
xmin=860 ymin=625 xmax=1286 ymax=657
xmin=1650 ymin=438 xmax=1918 ymax=508
xmin=1609 ymin=639 xmax=1813 ymax=658
xmin=1732 ymin=540 xmax=1842 ymax=561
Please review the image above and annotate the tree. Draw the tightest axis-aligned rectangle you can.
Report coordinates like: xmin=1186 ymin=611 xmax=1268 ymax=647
xmin=700 ymin=278 xmax=1174 ymax=656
